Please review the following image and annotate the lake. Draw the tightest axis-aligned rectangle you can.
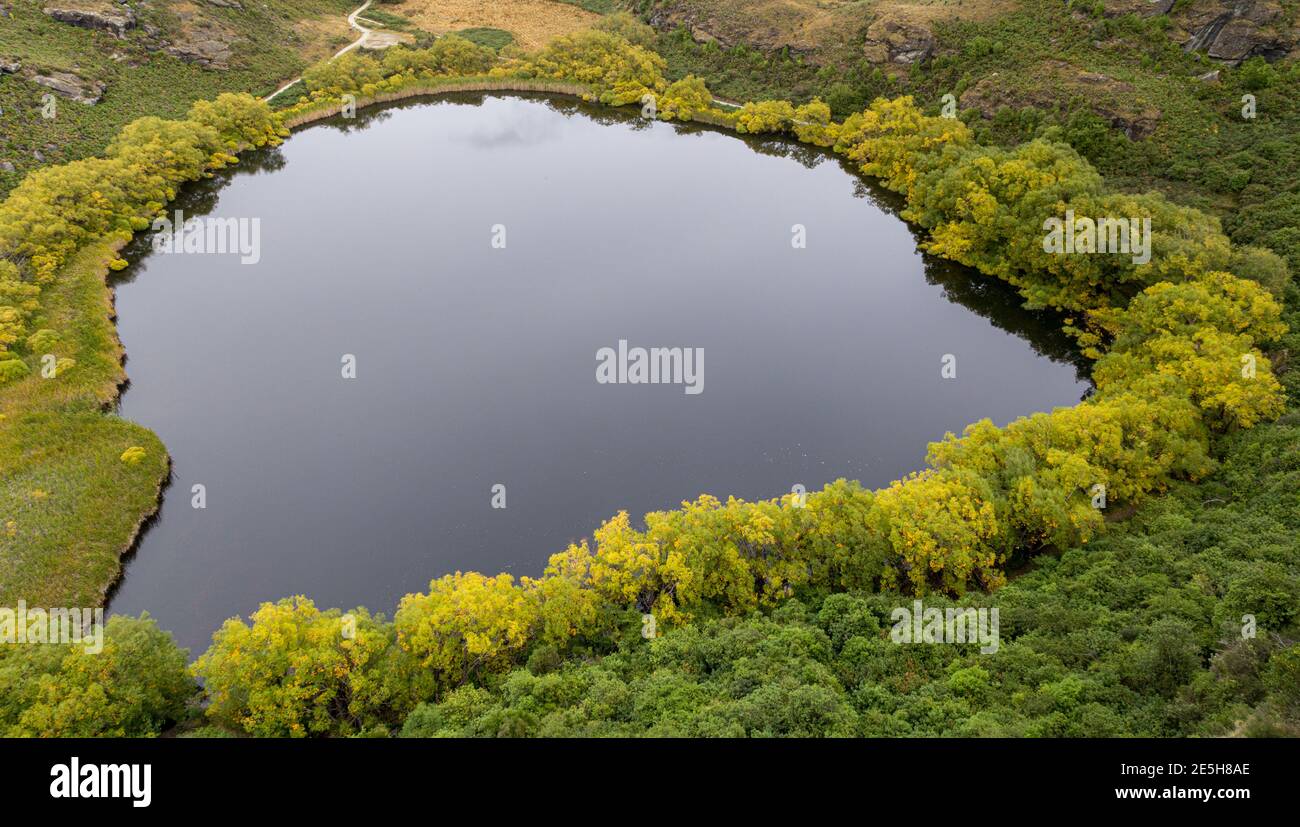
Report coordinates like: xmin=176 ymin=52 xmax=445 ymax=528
xmin=106 ymin=93 xmax=1090 ymax=654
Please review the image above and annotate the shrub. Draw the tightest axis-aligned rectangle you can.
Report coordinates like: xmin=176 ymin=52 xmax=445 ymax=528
xmin=0 ymin=615 xmax=193 ymax=737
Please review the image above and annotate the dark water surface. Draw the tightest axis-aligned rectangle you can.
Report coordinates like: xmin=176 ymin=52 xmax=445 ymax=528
xmin=107 ymin=94 xmax=1090 ymax=654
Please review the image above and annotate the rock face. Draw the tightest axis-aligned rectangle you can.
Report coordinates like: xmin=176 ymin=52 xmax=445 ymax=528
xmin=862 ymin=16 xmax=934 ymax=66
xmin=164 ymin=36 xmax=232 ymax=68
xmin=42 ymin=3 xmax=136 ymax=38
xmin=31 ymin=70 xmax=106 ymax=104
xmin=1104 ymin=0 xmax=1297 ymax=64
xmin=152 ymin=6 xmax=238 ymax=69
xmin=961 ymin=61 xmax=1162 ymax=140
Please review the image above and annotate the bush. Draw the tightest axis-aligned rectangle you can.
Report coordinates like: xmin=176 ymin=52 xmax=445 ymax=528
xmin=0 ymin=615 xmax=193 ymax=737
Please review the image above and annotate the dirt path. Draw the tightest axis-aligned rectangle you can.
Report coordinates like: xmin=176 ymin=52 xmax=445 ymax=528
xmin=264 ymin=0 xmax=376 ymax=104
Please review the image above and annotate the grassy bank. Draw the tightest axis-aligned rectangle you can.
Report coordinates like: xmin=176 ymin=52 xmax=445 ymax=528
xmin=0 ymin=240 xmax=168 ymax=609
xmin=0 ymin=93 xmax=285 ymax=612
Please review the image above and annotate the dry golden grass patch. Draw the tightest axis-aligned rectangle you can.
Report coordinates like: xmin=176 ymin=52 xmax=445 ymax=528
xmin=292 ymin=14 xmax=359 ymax=62
xmin=391 ymin=0 xmax=601 ymax=50
xmin=875 ymin=0 xmax=1020 ymax=24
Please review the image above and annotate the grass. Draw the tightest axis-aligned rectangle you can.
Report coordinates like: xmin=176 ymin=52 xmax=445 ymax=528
xmin=453 ymin=27 xmax=516 ymax=51
xmin=0 ymin=241 xmax=169 ymax=609
xmin=558 ymin=0 xmax=624 ymax=13
xmin=0 ymin=0 xmax=357 ymax=196
xmin=357 ymin=8 xmax=418 ymax=31
xmin=391 ymin=0 xmax=604 ymax=50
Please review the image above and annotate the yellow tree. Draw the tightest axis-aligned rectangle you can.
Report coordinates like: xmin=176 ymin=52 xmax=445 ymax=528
xmin=394 ymin=572 xmax=538 ymax=691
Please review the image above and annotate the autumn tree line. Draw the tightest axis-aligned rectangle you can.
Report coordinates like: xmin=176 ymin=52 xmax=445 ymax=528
xmin=0 ymin=16 xmax=1294 ymax=737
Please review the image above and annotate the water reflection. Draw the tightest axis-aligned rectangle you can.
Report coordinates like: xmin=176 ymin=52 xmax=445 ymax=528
xmin=107 ymin=93 xmax=1090 ymax=654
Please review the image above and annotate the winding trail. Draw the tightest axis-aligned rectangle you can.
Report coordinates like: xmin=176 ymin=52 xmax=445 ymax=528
xmin=264 ymin=0 xmax=376 ymax=104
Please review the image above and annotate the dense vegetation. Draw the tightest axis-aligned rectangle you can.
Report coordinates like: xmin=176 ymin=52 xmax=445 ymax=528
xmin=0 ymin=0 xmax=358 ymax=196
xmin=0 ymin=13 xmax=1295 ymax=738
xmin=648 ymin=2 xmax=1300 ymax=273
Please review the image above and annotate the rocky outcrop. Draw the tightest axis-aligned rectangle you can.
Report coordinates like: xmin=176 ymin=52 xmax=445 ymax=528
xmin=1183 ymin=1 xmax=1289 ymax=62
xmin=201 ymin=0 xmax=242 ymax=7
xmin=1199 ymin=18 xmax=1288 ymax=62
xmin=961 ymin=61 xmax=1162 ymax=140
xmin=151 ymin=5 xmax=238 ymax=69
xmin=165 ymin=35 xmax=232 ymax=68
xmin=1104 ymin=0 xmax=1296 ymax=64
xmin=862 ymin=16 xmax=934 ymax=66
xmin=31 ymin=70 xmax=106 ymax=104
xmin=0 ymin=57 xmax=20 ymax=74
xmin=42 ymin=3 xmax=136 ymax=38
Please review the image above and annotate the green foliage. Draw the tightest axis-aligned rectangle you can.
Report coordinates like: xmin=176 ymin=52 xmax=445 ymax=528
xmin=395 ymin=572 xmax=538 ymax=692
xmin=0 ymin=615 xmax=193 ymax=737
xmin=659 ymin=75 xmax=714 ymax=120
xmin=2 ymin=15 xmax=1296 ymax=739
xmin=451 ymin=28 xmax=515 ymax=52
xmin=494 ymin=28 xmax=667 ymax=105
xmin=382 ymin=37 xmax=498 ymax=80
xmin=0 ymin=0 xmax=357 ymax=195
xmin=395 ymin=450 xmax=1300 ymax=737
xmin=302 ymin=51 xmax=386 ymax=94
xmin=559 ymin=0 xmax=624 ymax=15
xmin=1237 ymin=57 xmax=1277 ymax=92
xmin=192 ymin=597 xmax=425 ymax=737
xmin=592 ymin=12 xmax=658 ymax=50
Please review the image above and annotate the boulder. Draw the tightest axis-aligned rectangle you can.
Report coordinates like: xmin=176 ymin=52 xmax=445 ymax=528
xmin=1100 ymin=0 xmax=1296 ymax=63
xmin=1181 ymin=0 xmax=1288 ymax=60
xmin=862 ymin=16 xmax=934 ymax=66
xmin=158 ymin=6 xmax=238 ymax=69
xmin=0 ymin=57 xmax=20 ymax=74
xmin=1203 ymin=16 xmax=1289 ymax=62
xmin=31 ymin=70 xmax=106 ymax=104
xmin=42 ymin=3 xmax=136 ymax=38
xmin=165 ymin=37 xmax=232 ymax=67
